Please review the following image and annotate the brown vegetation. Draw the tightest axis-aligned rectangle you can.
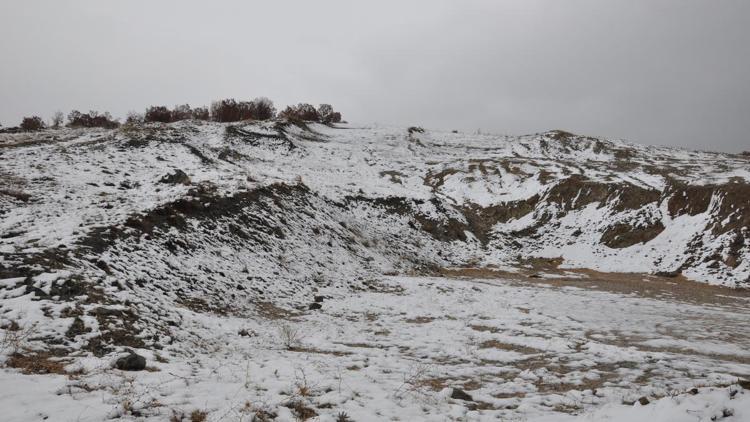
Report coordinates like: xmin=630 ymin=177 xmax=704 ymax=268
xmin=20 ymin=116 xmax=45 ymax=131
xmin=210 ymin=97 xmax=276 ymax=122
xmin=6 ymin=352 xmax=68 ymax=375
xmin=144 ymin=104 xmax=211 ymax=123
xmin=67 ymin=110 xmax=120 ymax=129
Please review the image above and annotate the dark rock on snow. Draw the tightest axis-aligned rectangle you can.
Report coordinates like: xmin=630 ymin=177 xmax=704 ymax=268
xmin=451 ymin=388 xmax=474 ymax=401
xmin=115 ymin=350 xmax=147 ymax=371
xmin=159 ymin=169 xmax=191 ymax=185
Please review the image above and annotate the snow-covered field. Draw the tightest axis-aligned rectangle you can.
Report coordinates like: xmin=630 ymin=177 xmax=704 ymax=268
xmin=2 ymin=273 xmax=750 ymax=421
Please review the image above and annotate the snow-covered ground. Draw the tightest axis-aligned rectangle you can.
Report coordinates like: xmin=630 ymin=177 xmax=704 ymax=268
xmin=1 ymin=121 xmax=749 ymax=420
xmin=2 ymin=122 xmax=748 ymax=286
xmin=2 ymin=273 xmax=750 ymax=421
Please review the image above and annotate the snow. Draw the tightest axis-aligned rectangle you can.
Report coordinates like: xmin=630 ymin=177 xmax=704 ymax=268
xmin=1 ymin=121 xmax=750 ymax=420
xmin=2 ymin=274 xmax=750 ymax=420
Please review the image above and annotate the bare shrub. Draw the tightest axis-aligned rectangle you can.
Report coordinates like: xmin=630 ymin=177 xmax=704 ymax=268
xmin=51 ymin=111 xmax=64 ymax=128
xmin=170 ymin=409 xmax=208 ymax=422
xmin=279 ymin=103 xmax=319 ymax=122
xmin=125 ymin=111 xmax=144 ymax=125
xmin=394 ymin=363 xmax=436 ymax=399
xmin=237 ymin=101 xmax=255 ymax=120
xmin=210 ymin=98 xmax=276 ymax=122
xmin=211 ymin=98 xmax=240 ymax=122
xmin=317 ymin=104 xmax=342 ymax=123
xmin=170 ymin=104 xmax=193 ymax=121
xmin=67 ymin=110 xmax=119 ymax=128
xmin=20 ymin=116 xmax=45 ymax=131
xmin=278 ymin=324 xmax=303 ymax=350
xmin=144 ymin=106 xmax=172 ymax=123
xmin=192 ymin=106 xmax=209 ymax=120
xmin=252 ymin=97 xmax=276 ymax=120
xmin=143 ymin=104 xmax=210 ymax=123
xmin=1 ymin=321 xmax=38 ymax=355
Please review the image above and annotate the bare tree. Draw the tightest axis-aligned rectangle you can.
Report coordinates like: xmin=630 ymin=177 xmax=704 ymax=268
xmin=51 ymin=111 xmax=64 ymax=128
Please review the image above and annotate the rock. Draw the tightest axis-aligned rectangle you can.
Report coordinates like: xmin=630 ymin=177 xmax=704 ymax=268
xmin=314 ymin=295 xmax=325 ymax=303
xmin=65 ymin=316 xmax=90 ymax=339
xmin=654 ymin=269 xmax=681 ymax=278
xmin=451 ymin=388 xmax=474 ymax=401
xmin=159 ymin=169 xmax=191 ymax=185
xmin=637 ymin=396 xmax=650 ymax=406
xmin=115 ymin=350 xmax=146 ymax=371
xmin=238 ymin=328 xmax=256 ymax=337
xmin=308 ymin=302 xmax=322 ymax=310
xmin=738 ymin=379 xmax=750 ymax=389
xmin=689 ymin=387 xmax=699 ymax=395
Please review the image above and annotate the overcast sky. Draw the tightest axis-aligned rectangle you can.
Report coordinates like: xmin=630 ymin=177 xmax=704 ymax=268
xmin=1 ymin=1 xmax=748 ymax=152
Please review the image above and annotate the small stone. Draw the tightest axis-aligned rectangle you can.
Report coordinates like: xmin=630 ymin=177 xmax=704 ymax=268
xmin=451 ymin=388 xmax=474 ymax=401
xmin=115 ymin=351 xmax=146 ymax=371
xmin=159 ymin=169 xmax=191 ymax=185
xmin=689 ymin=388 xmax=699 ymax=395
xmin=308 ymin=302 xmax=322 ymax=310
xmin=637 ymin=396 xmax=650 ymax=406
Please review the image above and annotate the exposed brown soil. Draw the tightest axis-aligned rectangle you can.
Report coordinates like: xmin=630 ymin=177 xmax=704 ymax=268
xmin=544 ymin=175 xmax=660 ymax=213
xmin=6 ymin=351 xmax=70 ymax=375
xmin=440 ymin=264 xmax=750 ymax=308
xmin=600 ymin=221 xmax=665 ymax=248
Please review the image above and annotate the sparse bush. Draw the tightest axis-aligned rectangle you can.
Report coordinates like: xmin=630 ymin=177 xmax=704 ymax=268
xmin=192 ymin=106 xmax=209 ymax=120
xmin=279 ymin=103 xmax=319 ymax=122
xmin=125 ymin=111 xmax=144 ymax=125
xmin=237 ymin=101 xmax=255 ymax=120
xmin=252 ymin=97 xmax=276 ymax=120
xmin=278 ymin=324 xmax=303 ymax=350
xmin=407 ymin=126 xmax=424 ymax=134
xmin=143 ymin=104 xmax=210 ymax=123
xmin=67 ymin=110 xmax=119 ymax=129
xmin=169 ymin=409 xmax=208 ymax=422
xmin=211 ymin=98 xmax=240 ymax=122
xmin=317 ymin=104 xmax=342 ymax=123
xmin=170 ymin=104 xmax=193 ymax=121
xmin=51 ymin=111 xmax=64 ymax=128
xmin=144 ymin=106 xmax=172 ymax=123
xmin=210 ymin=98 xmax=276 ymax=122
xmin=1 ymin=321 xmax=38 ymax=354
xmin=20 ymin=116 xmax=45 ymax=131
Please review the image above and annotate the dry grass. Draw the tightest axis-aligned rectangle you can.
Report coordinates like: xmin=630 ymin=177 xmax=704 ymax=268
xmin=279 ymin=324 xmax=304 ymax=350
xmin=256 ymin=302 xmax=300 ymax=320
xmin=478 ymin=339 xmax=544 ymax=355
xmin=404 ymin=316 xmax=435 ymax=324
xmin=170 ymin=409 xmax=208 ymax=422
xmin=6 ymin=352 xmax=69 ymax=375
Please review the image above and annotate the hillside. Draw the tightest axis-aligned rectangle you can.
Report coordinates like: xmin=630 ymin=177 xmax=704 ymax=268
xmin=1 ymin=121 xmax=750 ymax=421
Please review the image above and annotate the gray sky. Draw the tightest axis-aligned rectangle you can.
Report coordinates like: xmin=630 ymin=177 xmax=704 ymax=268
xmin=1 ymin=1 xmax=749 ymax=152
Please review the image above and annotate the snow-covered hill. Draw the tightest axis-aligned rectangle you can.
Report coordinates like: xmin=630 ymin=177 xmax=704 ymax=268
xmin=1 ymin=121 xmax=750 ymax=421
xmin=2 ymin=122 xmax=748 ymax=288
